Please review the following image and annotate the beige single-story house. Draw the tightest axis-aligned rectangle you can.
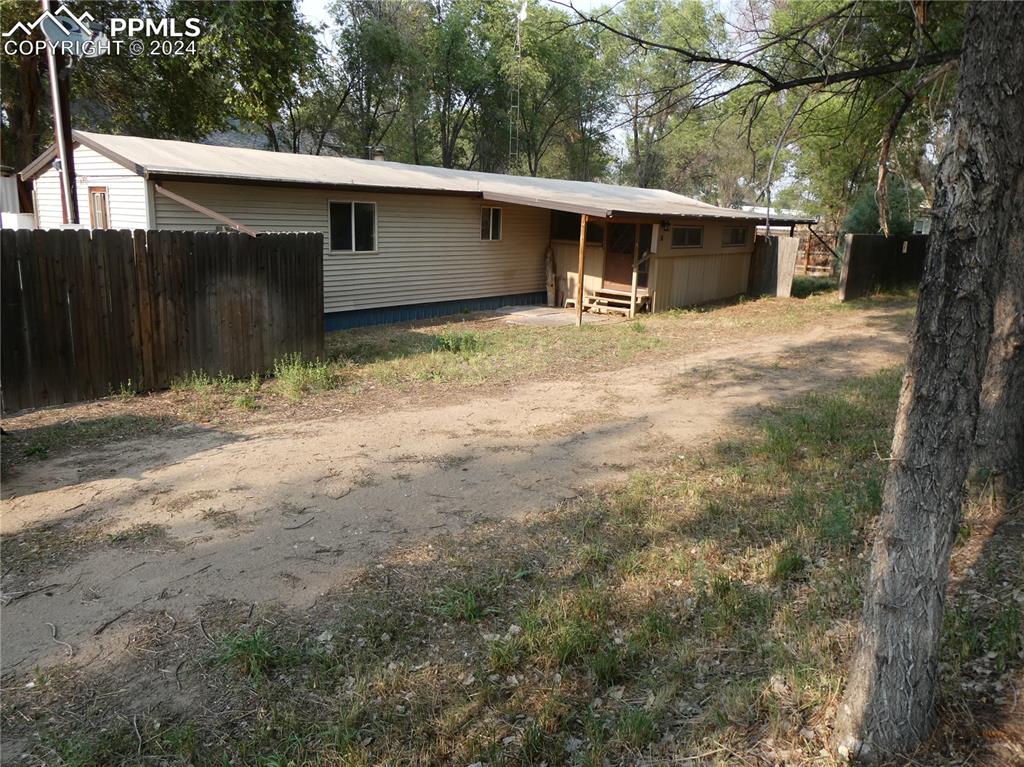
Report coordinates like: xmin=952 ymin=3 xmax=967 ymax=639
xmin=20 ymin=131 xmax=787 ymax=328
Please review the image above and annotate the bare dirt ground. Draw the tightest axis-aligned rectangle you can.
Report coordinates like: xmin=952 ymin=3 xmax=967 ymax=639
xmin=0 ymin=300 xmax=912 ymax=684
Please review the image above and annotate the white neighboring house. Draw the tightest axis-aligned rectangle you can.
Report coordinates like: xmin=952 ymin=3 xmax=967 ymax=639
xmin=21 ymin=131 xmax=776 ymax=329
xmin=1 ymin=165 xmax=35 ymax=229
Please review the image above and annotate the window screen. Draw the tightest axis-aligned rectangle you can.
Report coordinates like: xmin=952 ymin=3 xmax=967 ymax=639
xmin=354 ymin=202 xmax=375 ymax=251
xmin=482 ymin=206 xmax=502 ymax=240
xmin=330 ymin=201 xmax=376 ymax=252
xmin=670 ymin=226 xmax=703 ymax=248
xmin=722 ymin=226 xmax=747 ymax=246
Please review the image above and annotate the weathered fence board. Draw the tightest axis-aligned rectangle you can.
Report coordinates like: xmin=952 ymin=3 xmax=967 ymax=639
xmin=1 ymin=229 xmax=323 ymax=411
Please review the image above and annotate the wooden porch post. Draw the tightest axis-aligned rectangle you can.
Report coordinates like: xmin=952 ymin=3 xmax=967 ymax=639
xmin=575 ymin=214 xmax=588 ymax=327
xmin=629 ymin=228 xmax=640 ymax=318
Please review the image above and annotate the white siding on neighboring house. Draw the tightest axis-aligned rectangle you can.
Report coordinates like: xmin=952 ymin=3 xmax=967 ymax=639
xmin=33 ymin=145 xmax=149 ymax=230
xmin=153 ymin=181 xmax=550 ymax=313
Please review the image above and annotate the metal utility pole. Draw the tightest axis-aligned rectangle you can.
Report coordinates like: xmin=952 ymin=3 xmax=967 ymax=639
xmin=42 ymin=0 xmax=78 ymax=224
xmin=508 ymin=1 xmax=526 ymax=172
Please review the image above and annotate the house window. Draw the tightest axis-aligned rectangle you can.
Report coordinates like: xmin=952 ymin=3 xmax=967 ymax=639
xmin=88 ymin=186 xmax=109 ymax=229
xmin=722 ymin=226 xmax=747 ymax=246
xmin=550 ymin=211 xmax=604 ymax=244
xmin=329 ymin=201 xmax=376 ymax=252
xmin=670 ymin=225 xmax=702 ymax=248
xmin=481 ymin=206 xmax=502 ymax=240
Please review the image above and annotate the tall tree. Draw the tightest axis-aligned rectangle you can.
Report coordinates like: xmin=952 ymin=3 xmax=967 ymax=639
xmin=199 ymin=0 xmax=319 ymax=152
xmin=332 ymin=0 xmax=427 ymax=159
xmin=1 ymin=0 xmax=230 ymax=168
xmin=833 ymin=4 xmax=1023 ymax=758
xmin=426 ymin=0 xmax=490 ymax=168
xmin=607 ymin=0 xmax=723 ymax=188
xmin=567 ymin=0 xmax=1023 ymax=759
xmin=495 ymin=1 xmax=610 ymax=177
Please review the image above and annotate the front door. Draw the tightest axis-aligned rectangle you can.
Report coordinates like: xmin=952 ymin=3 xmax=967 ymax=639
xmin=604 ymin=223 xmax=636 ymax=290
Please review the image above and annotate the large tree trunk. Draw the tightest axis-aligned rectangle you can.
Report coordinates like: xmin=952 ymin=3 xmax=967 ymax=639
xmin=975 ymin=230 xmax=1024 ymax=499
xmin=832 ymin=2 xmax=1024 ymax=762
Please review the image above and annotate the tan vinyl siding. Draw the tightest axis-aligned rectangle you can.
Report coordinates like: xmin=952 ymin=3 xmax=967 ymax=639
xmin=154 ymin=181 xmax=548 ymax=313
xmin=651 ymin=251 xmax=750 ymax=310
xmin=657 ymin=218 xmax=755 ymax=257
xmin=552 ymin=242 xmax=604 ymax=305
xmin=33 ymin=145 xmax=149 ymax=230
xmin=649 ymin=218 xmax=754 ymax=310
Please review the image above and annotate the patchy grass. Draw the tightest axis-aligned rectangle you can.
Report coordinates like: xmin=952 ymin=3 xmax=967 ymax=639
xmin=162 ymin=356 xmax=337 ymax=415
xmin=1 ymin=414 xmax=171 ymax=474
xmin=3 ymin=291 xmax=914 ymax=444
xmin=0 ymin=517 xmax=107 ymax=576
xmin=3 ymin=517 xmax=174 ymax=576
xmin=106 ymin=522 xmax=167 ymax=547
xmin=323 ymin=292 xmax=878 ymax=391
xmin=434 ymin=328 xmax=488 ymax=354
xmin=14 ymin=367 xmax=1016 ymax=766
xmin=791 ymin=275 xmax=837 ymax=298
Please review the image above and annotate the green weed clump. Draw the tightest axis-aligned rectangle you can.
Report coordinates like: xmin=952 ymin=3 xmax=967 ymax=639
xmin=434 ymin=329 xmax=485 ymax=354
xmin=214 ymin=629 xmax=286 ymax=685
xmin=429 ymin=584 xmax=488 ymax=622
xmin=272 ymin=353 xmax=336 ymax=400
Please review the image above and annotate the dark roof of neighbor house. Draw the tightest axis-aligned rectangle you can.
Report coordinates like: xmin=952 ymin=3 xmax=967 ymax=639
xmin=23 ymin=131 xmax=779 ymax=222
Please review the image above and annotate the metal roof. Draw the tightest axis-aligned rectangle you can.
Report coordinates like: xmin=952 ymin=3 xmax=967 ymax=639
xmin=739 ymin=205 xmax=817 ymax=225
xmin=24 ymin=131 xmax=768 ymax=221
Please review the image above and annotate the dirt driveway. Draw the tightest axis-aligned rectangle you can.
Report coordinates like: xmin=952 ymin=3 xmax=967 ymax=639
xmin=1 ymin=302 xmax=911 ymax=678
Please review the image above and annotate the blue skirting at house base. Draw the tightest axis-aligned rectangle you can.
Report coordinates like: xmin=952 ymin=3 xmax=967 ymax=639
xmin=324 ymin=291 xmax=546 ymax=331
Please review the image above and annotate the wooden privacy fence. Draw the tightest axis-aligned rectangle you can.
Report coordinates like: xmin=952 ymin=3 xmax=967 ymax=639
xmin=838 ymin=233 xmax=927 ymax=301
xmin=1 ymin=229 xmax=324 ymax=411
xmin=747 ymin=235 xmax=800 ymax=298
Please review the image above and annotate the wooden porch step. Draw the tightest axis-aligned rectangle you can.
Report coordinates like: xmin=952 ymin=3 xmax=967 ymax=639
xmin=587 ymin=304 xmax=631 ymax=316
xmin=592 ymin=287 xmax=650 ymax=298
xmin=588 ymin=295 xmax=632 ymax=307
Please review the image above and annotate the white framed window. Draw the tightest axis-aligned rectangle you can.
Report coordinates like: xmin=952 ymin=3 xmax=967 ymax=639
xmin=670 ymin=225 xmax=702 ymax=248
xmin=722 ymin=226 xmax=747 ymax=246
xmin=481 ymin=206 xmax=502 ymax=241
xmin=329 ymin=200 xmax=376 ymax=252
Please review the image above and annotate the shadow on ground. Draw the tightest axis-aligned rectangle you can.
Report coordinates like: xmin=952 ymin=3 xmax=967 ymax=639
xmin=3 ymin=351 xmax=1015 ymax=766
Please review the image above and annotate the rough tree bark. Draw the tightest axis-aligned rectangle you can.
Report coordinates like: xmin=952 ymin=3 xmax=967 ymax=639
xmin=833 ymin=2 xmax=1024 ymax=762
xmin=975 ymin=215 xmax=1024 ymax=498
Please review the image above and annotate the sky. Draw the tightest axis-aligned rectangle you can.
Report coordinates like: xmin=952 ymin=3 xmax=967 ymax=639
xmin=296 ymin=0 xmax=743 ymax=55
xmin=297 ymin=0 xmax=626 ymax=39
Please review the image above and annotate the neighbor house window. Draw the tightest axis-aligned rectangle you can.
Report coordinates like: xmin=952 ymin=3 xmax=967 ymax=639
xmin=481 ymin=206 xmax=502 ymax=240
xmin=722 ymin=226 xmax=747 ymax=246
xmin=88 ymin=186 xmax=109 ymax=229
xmin=329 ymin=201 xmax=376 ymax=252
xmin=670 ymin=225 xmax=702 ymax=248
